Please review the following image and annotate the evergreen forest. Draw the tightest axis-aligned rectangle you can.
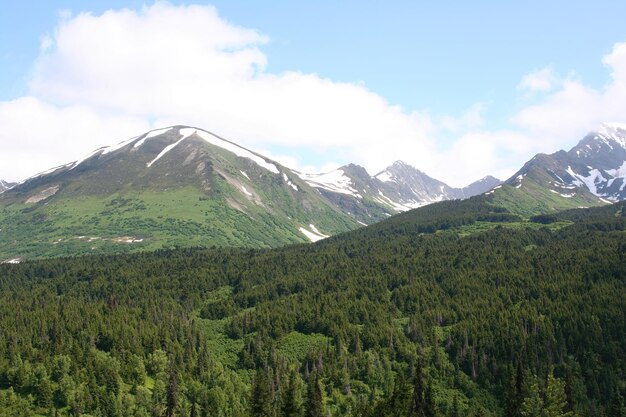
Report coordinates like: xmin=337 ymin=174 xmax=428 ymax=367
xmin=0 ymin=198 xmax=624 ymax=416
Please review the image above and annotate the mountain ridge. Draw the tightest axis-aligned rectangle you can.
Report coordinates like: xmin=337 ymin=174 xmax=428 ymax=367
xmin=3 ymin=122 xmax=626 ymax=260
xmin=0 ymin=126 xmax=360 ymax=259
xmin=495 ymin=123 xmax=625 ymax=212
xmin=0 ymin=180 xmax=15 ymax=193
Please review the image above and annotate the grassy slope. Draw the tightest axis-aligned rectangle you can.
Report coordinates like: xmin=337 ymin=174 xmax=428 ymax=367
xmin=0 ymin=182 xmax=357 ymax=260
xmin=0 ymin=167 xmax=611 ymax=261
xmin=489 ymin=182 xmax=603 ymax=218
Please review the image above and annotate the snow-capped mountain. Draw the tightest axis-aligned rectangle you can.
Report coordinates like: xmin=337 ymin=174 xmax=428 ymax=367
xmin=0 ymin=126 xmax=360 ymax=259
xmin=0 ymin=180 xmax=15 ymax=194
xmin=375 ymin=161 xmax=501 ymax=201
xmin=507 ymin=123 xmax=626 ymax=203
xmin=0 ymin=125 xmax=502 ymax=259
xmin=297 ymin=160 xmax=501 ymax=223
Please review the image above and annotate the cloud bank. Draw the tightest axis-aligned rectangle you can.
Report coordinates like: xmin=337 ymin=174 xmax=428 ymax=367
xmin=1 ymin=3 xmax=626 ymax=187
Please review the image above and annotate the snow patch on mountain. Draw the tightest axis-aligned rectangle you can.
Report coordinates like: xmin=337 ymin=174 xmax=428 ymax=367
xmin=566 ymin=165 xmax=615 ymax=199
xmin=0 ymin=180 xmax=11 ymax=193
xmin=71 ymin=148 xmax=105 ymax=170
xmin=147 ymin=129 xmax=194 ymax=167
xmin=297 ymin=169 xmax=362 ymax=198
xmin=606 ymin=161 xmax=626 ymax=181
xmin=598 ymin=123 xmax=626 ymax=149
xmin=102 ymin=136 xmax=139 ymax=155
xmin=282 ymin=173 xmax=299 ymax=191
xmin=375 ymin=171 xmax=394 ymax=183
xmin=374 ymin=190 xmax=428 ymax=212
xmin=299 ymin=224 xmax=329 ymax=242
xmin=135 ymin=127 xmax=280 ymax=174
xmin=193 ymin=129 xmax=280 ymax=174
xmin=134 ymin=127 xmax=173 ymax=148
xmin=241 ymin=185 xmax=253 ymax=197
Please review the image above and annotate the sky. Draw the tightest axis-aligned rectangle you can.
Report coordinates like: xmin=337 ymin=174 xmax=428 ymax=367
xmin=2 ymin=1 xmax=626 ymax=186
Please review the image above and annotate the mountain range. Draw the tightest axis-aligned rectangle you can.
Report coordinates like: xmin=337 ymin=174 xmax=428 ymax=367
xmin=1 ymin=122 xmax=625 ymax=260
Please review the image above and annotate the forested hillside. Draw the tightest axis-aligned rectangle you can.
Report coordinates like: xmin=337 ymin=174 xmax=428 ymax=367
xmin=0 ymin=200 xmax=624 ymax=416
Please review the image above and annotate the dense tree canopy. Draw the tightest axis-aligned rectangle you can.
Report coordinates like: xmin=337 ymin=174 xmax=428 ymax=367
xmin=0 ymin=200 xmax=624 ymax=416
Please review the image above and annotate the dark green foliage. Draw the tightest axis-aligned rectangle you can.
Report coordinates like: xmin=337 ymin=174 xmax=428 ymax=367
xmin=165 ymin=366 xmax=178 ymax=417
xmin=0 ymin=200 xmax=624 ymax=416
xmin=410 ymin=361 xmax=426 ymax=417
xmin=305 ymin=372 xmax=323 ymax=417
xmin=250 ymin=369 xmax=272 ymax=417
xmin=608 ymin=388 xmax=624 ymax=417
xmin=506 ymin=362 xmax=526 ymax=417
xmin=281 ymin=369 xmax=302 ymax=417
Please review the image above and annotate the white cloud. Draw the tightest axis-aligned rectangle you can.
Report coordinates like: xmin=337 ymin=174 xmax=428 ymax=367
xmin=0 ymin=96 xmax=149 ymax=181
xmin=0 ymin=3 xmax=440 ymax=182
xmin=1 ymin=3 xmax=626 ymax=190
xmin=512 ymin=40 xmax=626 ymax=153
xmin=518 ymin=67 xmax=559 ymax=94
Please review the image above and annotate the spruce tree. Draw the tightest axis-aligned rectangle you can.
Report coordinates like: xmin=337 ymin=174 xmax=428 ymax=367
xmin=282 ymin=369 xmax=301 ymax=417
xmin=409 ymin=361 xmax=426 ymax=417
xmin=608 ymin=388 xmax=624 ymax=417
xmin=165 ymin=366 xmax=179 ymax=417
xmin=544 ymin=370 xmax=573 ymax=417
xmin=424 ymin=383 xmax=436 ymax=417
xmin=251 ymin=369 xmax=272 ymax=417
xmin=507 ymin=362 xmax=525 ymax=417
xmin=304 ymin=372 xmax=323 ymax=417
xmin=521 ymin=378 xmax=542 ymax=417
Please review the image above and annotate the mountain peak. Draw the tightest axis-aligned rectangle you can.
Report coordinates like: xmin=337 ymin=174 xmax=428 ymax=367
xmin=391 ymin=160 xmax=410 ymax=168
xmin=596 ymin=122 xmax=626 ymax=149
xmin=388 ymin=160 xmax=421 ymax=172
xmin=508 ymin=122 xmax=626 ymax=204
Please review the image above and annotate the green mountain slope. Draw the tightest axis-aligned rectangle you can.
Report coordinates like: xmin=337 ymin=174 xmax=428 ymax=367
xmin=0 ymin=126 xmax=358 ymax=260
xmin=0 ymin=200 xmax=624 ymax=416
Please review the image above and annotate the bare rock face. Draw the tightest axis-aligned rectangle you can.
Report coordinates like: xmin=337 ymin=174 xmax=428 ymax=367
xmin=25 ymin=185 xmax=60 ymax=203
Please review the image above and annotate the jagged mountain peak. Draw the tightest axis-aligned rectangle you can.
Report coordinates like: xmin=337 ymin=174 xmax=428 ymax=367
xmin=338 ymin=163 xmax=372 ymax=181
xmin=474 ymin=175 xmax=499 ymax=183
xmin=374 ymin=160 xmax=426 ymax=184
xmin=572 ymin=123 xmax=626 ymax=158
xmin=389 ymin=160 xmax=414 ymax=169
xmin=462 ymin=176 xmax=502 ymax=197
xmin=506 ymin=122 xmax=626 ymax=205
xmin=597 ymin=122 xmax=626 ymax=147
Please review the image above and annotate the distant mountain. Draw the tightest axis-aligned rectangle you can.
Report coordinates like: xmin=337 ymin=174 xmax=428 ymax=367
xmin=0 ymin=180 xmax=15 ymax=193
xmin=460 ymin=175 xmax=501 ymax=197
xmin=0 ymin=125 xmax=501 ymax=260
xmin=0 ymin=126 xmax=358 ymax=259
xmin=492 ymin=123 xmax=626 ymax=216
xmin=298 ymin=160 xmax=501 ymax=224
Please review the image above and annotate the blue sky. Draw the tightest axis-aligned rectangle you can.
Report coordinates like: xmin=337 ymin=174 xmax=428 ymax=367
xmin=2 ymin=1 xmax=626 ymax=185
